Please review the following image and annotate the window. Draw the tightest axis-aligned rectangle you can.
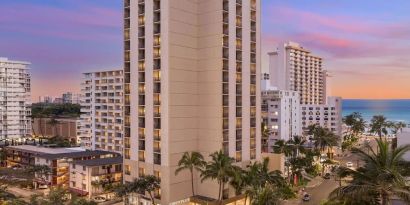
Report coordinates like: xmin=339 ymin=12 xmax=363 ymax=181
xmin=72 ymin=164 xmax=76 ymax=169
xmin=72 ymin=181 xmax=76 ymax=187
xmin=82 ymin=184 xmax=86 ymax=190
xmin=83 ymin=166 xmax=86 ymax=171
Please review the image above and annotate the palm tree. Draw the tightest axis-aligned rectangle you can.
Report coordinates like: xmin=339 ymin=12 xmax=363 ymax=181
xmin=200 ymin=150 xmax=236 ymax=201
xmin=245 ymin=158 xmax=294 ymax=204
xmin=330 ymin=139 xmax=410 ymax=205
xmin=369 ymin=115 xmax=391 ymax=140
xmin=229 ymin=166 xmax=247 ymax=195
xmin=261 ymin=122 xmax=271 ymax=152
xmin=272 ymin=139 xmax=293 ymax=181
xmin=343 ymin=112 xmax=366 ymax=137
xmin=175 ymin=151 xmax=206 ymax=196
xmin=288 ymin=135 xmax=306 ymax=157
xmin=115 ymin=175 xmax=160 ymax=204
xmin=249 ymin=184 xmax=280 ymax=205
xmin=391 ymin=121 xmax=407 ymax=135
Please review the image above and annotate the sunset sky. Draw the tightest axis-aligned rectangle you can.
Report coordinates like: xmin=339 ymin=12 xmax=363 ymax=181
xmin=1 ymin=0 xmax=409 ymax=100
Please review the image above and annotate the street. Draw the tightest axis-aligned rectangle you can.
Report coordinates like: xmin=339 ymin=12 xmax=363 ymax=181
xmin=284 ymin=137 xmax=378 ymax=205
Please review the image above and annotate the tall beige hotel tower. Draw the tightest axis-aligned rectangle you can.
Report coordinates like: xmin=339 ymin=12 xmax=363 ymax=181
xmin=123 ymin=0 xmax=261 ymax=204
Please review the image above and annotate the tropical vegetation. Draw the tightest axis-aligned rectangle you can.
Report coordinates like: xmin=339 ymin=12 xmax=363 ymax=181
xmin=329 ymin=139 xmax=410 ymax=205
xmin=175 ymin=151 xmax=206 ymax=196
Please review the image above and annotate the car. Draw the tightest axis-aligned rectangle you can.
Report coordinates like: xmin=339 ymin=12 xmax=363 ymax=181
xmin=323 ymin=173 xmax=331 ymax=179
xmin=93 ymin=196 xmax=107 ymax=203
xmin=38 ymin=184 xmax=48 ymax=189
xmin=302 ymin=193 xmax=311 ymax=201
xmin=346 ymin=162 xmax=354 ymax=168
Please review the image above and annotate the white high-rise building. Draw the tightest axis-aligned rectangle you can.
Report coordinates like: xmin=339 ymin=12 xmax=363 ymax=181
xmin=123 ymin=0 xmax=261 ymax=203
xmin=262 ymin=90 xmax=301 ymax=152
xmin=79 ymin=70 xmax=124 ymax=154
xmin=301 ymin=96 xmax=343 ymax=136
xmin=0 ymin=57 xmax=31 ymax=141
xmin=268 ymin=42 xmax=326 ymax=105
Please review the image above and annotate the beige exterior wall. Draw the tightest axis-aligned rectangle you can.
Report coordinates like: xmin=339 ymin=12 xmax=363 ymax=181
xmin=123 ymin=0 xmax=261 ymax=204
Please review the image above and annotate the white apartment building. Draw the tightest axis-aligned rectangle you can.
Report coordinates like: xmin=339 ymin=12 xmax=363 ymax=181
xmin=123 ymin=0 xmax=261 ymax=204
xmin=268 ymin=42 xmax=326 ymax=105
xmin=262 ymin=89 xmax=301 ymax=152
xmin=69 ymin=156 xmax=122 ymax=198
xmin=79 ymin=70 xmax=124 ymax=154
xmin=301 ymin=96 xmax=342 ymax=136
xmin=0 ymin=57 xmax=31 ymax=141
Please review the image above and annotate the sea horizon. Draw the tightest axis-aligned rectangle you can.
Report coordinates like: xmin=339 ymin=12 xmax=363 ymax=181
xmin=342 ymin=99 xmax=410 ymax=124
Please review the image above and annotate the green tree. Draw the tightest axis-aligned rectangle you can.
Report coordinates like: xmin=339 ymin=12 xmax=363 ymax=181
xmin=201 ymin=150 xmax=237 ymax=201
xmin=249 ymin=184 xmax=280 ymax=205
xmin=272 ymin=139 xmax=293 ymax=182
xmin=261 ymin=122 xmax=271 ymax=152
xmin=175 ymin=152 xmax=206 ymax=196
xmin=369 ymin=115 xmax=391 ymax=140
xmin=288 ymin=135 xmax=306 ymax=157
xmin=330 ymin=139 xmax=410 ymax=205
xmin=391 ymin=121 xmax=407 ymax=135
xmin=229 ymin=166 xmax=247 ymax=195
xmin=27 ymin=165 xmax=51 ymax=182
xmin=115 ymin=175 xmax=160 ymax=204
xmin=343 ymin=112 xmax=366 ymax=137
xmin=245 ymin=158 xmax=294 ymax=204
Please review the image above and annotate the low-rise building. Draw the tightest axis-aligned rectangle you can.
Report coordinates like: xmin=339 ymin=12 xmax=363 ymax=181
xmin=300 ymin=96 xmax=343 ymax=136
xmin=5 ymin=145 xmax=119 ymax=188
xmin=32 ymin=118 xmax=79 ymax=143
xmin=69 ymin=156 xmax=122 ymax=198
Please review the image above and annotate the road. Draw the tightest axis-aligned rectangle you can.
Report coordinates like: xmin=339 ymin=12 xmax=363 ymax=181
xmin=284 ymin=137 xmax=378 ymax=205
xmin=303 ymin=177 xmax=339 ymax=205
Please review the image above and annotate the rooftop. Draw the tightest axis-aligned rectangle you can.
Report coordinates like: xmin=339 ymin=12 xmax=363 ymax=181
xmin=6 ymin=145 xmax=85 ymax=155
xmin=38 ymin=150 xmax=117 ymax=160
xmin=70 ymin=156 xmax=123 ymax=167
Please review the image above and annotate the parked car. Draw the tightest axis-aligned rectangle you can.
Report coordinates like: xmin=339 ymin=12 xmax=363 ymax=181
xmin=346 ymin=162 xmax=354 ymax=168
xmin=38 ymin=184 xmax=48 ymax=189
xmin=93 ymin=196 xmax=107 ymax=203
xmin=323 ymin=173 xmax=331 ymax=179
xmin=302 ymin=193 xmax=311 ymax=201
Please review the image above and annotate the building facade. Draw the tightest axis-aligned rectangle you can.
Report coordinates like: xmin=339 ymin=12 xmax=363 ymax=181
xmin=62 ymin=92 xmax=80 ymax=104
xmin=397 ymin=128 xmax=410 ymax=161
xmin=69 ymin=157 xmax=123 ymax=198
xmin=79 ymin=70 xmax=124 ymax=153
xmin=123 ymin=0 xmax=261 ymax=204
xmin=38 ymin=96 xmax=53 ymax=104
xmin=0 ymin=57 xmax=31 ymax=141
xmin=261 ymin=90 xmax=301 ymax=152
xmin=300 ymin=96 xmax=342 ymax=136
xmin=268 ymin=42 xmax=326 ymax=105
xmin=32 ymin=118 xmax=79 ymax=143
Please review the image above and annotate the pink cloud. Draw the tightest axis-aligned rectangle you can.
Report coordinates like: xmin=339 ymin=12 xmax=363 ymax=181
xmin=0 ymin=4 xmax=121 ymax=41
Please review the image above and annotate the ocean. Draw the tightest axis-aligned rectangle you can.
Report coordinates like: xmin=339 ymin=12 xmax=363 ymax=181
xmin=342 ymin=99 xmax=410 ymax=124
